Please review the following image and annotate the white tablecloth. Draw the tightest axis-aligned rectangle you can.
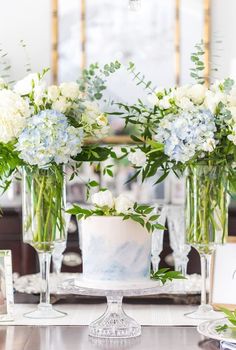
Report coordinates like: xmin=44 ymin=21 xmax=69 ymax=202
xmin=0 ymin=304 xmax=223 ymax=326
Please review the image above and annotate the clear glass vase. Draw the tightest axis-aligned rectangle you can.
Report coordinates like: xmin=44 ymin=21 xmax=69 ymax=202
xmin=22 ymin=165 xmax=67 ymax=319
xmin=185 ymin=163 xmax=229 ymax=319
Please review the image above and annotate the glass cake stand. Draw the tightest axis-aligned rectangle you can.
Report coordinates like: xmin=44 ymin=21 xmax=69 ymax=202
xmin=59 ymin=276 xmax=172 ymax=339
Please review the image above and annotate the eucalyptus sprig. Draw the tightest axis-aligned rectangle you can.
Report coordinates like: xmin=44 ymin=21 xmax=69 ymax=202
xmin=151 ymin=268 xmax=185 ymax=285
xmin=190 ymin=40 xmax=205 ymax=84
xmin=78 ymin=61 xmax=121 ymax=101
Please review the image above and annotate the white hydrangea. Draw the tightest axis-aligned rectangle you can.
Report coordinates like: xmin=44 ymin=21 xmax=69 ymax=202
xmin=60 ymin=82 xmax=81 ymax=100
xmin=155 ymin=109 xmax=217 ymax=163
xmin=128 ymin=149 xmax=147 ymax=167
xmin=91 ymin=190 xmax=114 ymax=209
xmin=14 ymin=73 xmax=45 ymax=96
xmin=0 ymin=89 xmax=30 ymax=143
xmin=15 ymin=110 xmax=83 ymax=167
xmin=114 ymin=194 xmax=134 ymax=214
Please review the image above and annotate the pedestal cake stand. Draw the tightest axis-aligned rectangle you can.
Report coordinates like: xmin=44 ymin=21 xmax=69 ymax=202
xmin=59 ymin=276 xmax=172 ymax=339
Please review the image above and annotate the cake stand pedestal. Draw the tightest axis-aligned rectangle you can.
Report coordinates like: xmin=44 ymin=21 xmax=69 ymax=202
xmin=60 ymin=277 xmax=172 ymax=339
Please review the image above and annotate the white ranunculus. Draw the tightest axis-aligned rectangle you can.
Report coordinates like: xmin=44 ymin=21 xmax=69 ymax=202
xmin=52 ymin=96 xmax=71 ymax=113
xmin=96 ymin=114 xmax=108 ymax=126
xmin=187 ymin=84 xmax=206 ymax=104
xmin=91 ymin=190 xmax=114 ymax=209
xmin=0 ymin=89 xmax=30 ymax=143
xmin=14 ymin=73 xmax=44 ymax=95
xmin=60 ymin=82 xmax=80 ymax=100
xmin=128 ymin=149 xmax=147 ymax=167
xmin=114 ymin=194 xmax=134 ymax=214
xmin=48 ymin=85 xmax=60 ymax=101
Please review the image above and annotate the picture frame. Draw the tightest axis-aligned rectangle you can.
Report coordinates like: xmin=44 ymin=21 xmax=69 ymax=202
xmin=0 ymin=250 xmax=14 ymax=321
xmin=211 ymin=243 xmax=236 ymax=310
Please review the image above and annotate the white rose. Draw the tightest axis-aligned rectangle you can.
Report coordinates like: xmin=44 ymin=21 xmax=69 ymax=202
xmin=187 ymin=84 xmax=206 ymax=104
xmin=91 ymin=190 xmax=114 ymax=209
xmin=60 ymin=82 xmax=80 ymax=100
xmin=114 ymin=194 xmax=134 ymax=214
xmin=175 ymin=96 xmax=194 ymax=110
xmin=96 ymin=114 xmax=108 ymax=126
xmin=48 ymin=85 xmax=60 ymax=101
xmin=204 ymin=91 xmax=227 ymax=113
xmin=52 ymin=96 xmax=71 ymax=113
xmin=128 ymin=149 xmax=147 ymax=167
xmin=173 ymin=85 xmax=190 ymax=100
xmin=0 ymin=89 xmax=30 ymax=143
xmin=14 ymin=73 xmax=43 ymax=95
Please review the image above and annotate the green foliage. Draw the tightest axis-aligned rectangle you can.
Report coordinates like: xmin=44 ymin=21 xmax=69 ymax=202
xmin=0 ymin=142 xmax=22 ymax=193
xmin=73 ymin=146 xmax=112 ymax=162
xmin=127 ymin=62 xmax=155 ymax=92
xmin=78 ymin=61 xmax=121 ymax=101
xmin=67 ymin=201 xmax=165 ymax=233
xmin=190 ymin=41 xmax=205 ymax=84
xmin=151 ymin=268 xmax=185 ymax=285
xmin=215 ymin=308 xmax=236 ymax=333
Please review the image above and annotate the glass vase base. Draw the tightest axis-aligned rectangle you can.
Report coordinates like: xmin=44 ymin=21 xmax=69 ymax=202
xmin=220 ymin=341 xmax=236 ymax=350
xmin=24 ymin=303 xmax=67 ymax=319
xmin=89 ymin=302 xmax=141 ymax=338
xmin=185 ymin=304 xmax=221 ymax=320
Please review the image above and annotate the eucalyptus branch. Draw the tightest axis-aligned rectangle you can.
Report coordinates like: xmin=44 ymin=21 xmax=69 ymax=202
xmin=190 ymin=41 xmax=205 ymax=84
xmin=127 ymin=62 xmax=156 ymax=93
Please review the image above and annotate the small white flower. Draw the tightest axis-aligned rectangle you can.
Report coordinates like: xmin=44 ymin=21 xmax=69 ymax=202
xmin=158 ymin=96 xmax=171 ymax=109
xmin=48 ymin=85 xmax=60 ymax=101
xmin=128 ymin=149 xmax=147 ymax=167
xmin=96 ymin=114 xmax=108 ymax=126
xmin=114 ymin=194 xmax=134 ymax=214
xmin=202 ymin=138 xmax=216 ymax=152
xmin=52 ymin=96 xmax=71 ymax=113
xmin=91 ymin=190 xmax=114 ymax=209
xmin=187 ymin=84 xmax=206 ymax=104
xmin=60 ymin=82 xmax=80 ymax=100
xmin=14 ymin=73 xmax=44 ymax=95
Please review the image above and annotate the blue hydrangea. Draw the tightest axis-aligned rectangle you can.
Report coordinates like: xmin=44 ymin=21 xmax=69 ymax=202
xmin=15 ymin=110 xmax=83 ymax=167
xmin=155 ymin=109 xmax=217 ymax=163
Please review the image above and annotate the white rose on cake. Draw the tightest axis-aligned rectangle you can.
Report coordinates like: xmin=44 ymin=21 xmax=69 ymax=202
xmin=114 ymin=194 xmax=134 ymax=214
xmin=128 ymin=149 xmax=147 ymax=167
xmin=60 ymin=82 xmax=80 ymax=100
xmin=91 ymin=190 xmax=114 ymax=209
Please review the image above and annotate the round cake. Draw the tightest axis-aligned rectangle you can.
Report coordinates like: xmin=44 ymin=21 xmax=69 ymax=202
xmin=79 ymin=216 xmax=152 ymax=281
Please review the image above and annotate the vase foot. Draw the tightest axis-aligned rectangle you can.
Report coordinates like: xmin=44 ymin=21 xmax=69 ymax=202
xmin=89 ymin=296 xmax=141 ymax=338
xmin=24 ymin=303 xmax=67 ymax=319
xmin=185 ymin=304 xmax=221 ymax=320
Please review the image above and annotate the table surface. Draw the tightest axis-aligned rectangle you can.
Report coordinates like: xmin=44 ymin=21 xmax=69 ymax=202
xmin=0 ymin=325 xmax=220 ymax=350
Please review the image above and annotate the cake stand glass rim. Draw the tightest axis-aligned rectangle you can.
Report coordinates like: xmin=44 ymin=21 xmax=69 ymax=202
xmin=59 ymin=277 xmax=172 ymax=296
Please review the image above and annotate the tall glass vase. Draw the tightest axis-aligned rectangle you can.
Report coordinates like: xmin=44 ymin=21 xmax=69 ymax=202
xmin=185 ymin=163 xmax=229 ymax=320
xmin=22 ymin=165 xmax=67 ymax=319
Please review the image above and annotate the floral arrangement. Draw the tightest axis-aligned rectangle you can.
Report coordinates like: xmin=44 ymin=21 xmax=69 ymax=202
xmin=118 ymin=44 xmax=236 ymax=189
xmin=68 ymin=189 xmax=164 ymax=233
xmin=0 ymin=62 xmax=121 ymax=188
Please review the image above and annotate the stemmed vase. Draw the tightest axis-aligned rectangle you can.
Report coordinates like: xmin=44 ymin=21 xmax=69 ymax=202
xmin=185 ymin=163 xmax=229 ymax=319
xmin=22 ymin=165 xmax=67 ymax=319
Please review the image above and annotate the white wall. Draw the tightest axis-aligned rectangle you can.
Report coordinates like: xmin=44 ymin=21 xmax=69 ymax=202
xmin=0 ymin=0 xmax=51 ymax=82
xmin=211 ymin=0 xmax=236 ymax=80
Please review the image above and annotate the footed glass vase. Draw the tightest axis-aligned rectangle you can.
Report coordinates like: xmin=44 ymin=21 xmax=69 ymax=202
xmin=22 ymin=165 xmax=67 ymax=319
xmin=185 ymin=163 xmax=229 ymax=320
